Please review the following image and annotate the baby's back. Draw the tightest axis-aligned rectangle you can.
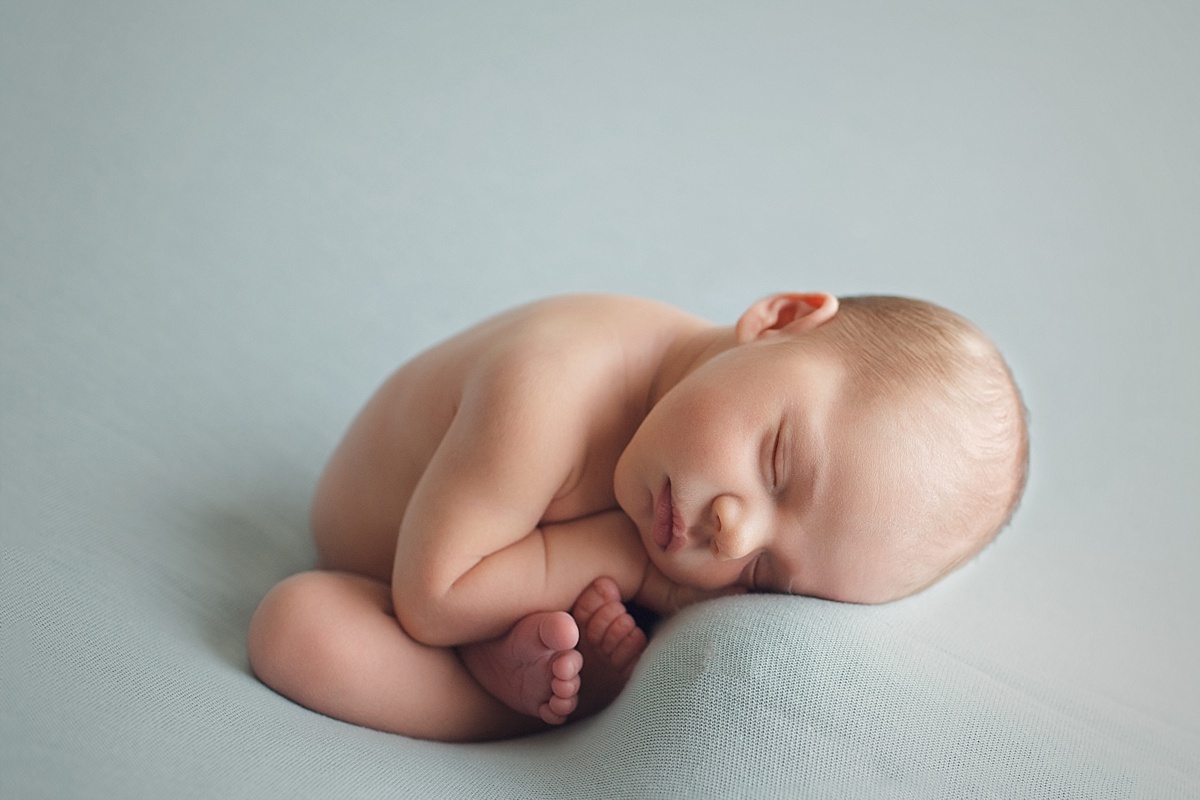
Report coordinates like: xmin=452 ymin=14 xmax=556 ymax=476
xmin=309 ymin=294 xmax=698 ymax=580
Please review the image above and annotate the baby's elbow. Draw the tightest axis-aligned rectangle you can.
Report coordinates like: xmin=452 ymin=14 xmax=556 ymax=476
xmin=391 ymin=578 xmax=460 ymax=647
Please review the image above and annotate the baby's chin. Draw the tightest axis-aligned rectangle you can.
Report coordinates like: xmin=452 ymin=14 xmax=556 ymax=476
xmin=651 ymin=553 xmax=738 ymax=593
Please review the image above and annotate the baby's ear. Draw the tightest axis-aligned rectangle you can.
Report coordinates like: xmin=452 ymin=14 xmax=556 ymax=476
xmin=735 ymin=293 xmax=839 ymax=343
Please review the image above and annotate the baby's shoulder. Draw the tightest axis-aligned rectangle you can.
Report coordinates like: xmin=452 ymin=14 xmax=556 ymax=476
xmin=484 ymin=293 xmax=667 ymax=356
xmin=511 ymin=292 xmax=672 ymax=329
xmin=465 ymin=294 xmax=677 ymax=404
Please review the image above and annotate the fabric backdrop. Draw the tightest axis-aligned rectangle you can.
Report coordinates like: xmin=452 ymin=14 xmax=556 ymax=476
xmin=3 ymin=2 xmax=1197 ymax=797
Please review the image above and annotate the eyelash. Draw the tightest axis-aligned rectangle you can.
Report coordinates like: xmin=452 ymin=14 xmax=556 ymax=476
xmin=751 ymin=555 xmax=767 ymax=592
xmin=770 ymin=428 xmax=782 ymax=490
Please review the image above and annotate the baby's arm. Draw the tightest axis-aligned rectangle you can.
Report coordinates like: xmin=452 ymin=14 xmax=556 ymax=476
xmin=633 ymin=562 xmax=743 ymax=615
xmin=391 ymin=366 xmax=649 ymax=647
xmin=398 ymin=504 xmax=648 ymax=649
xmin=414 ymin=508 xmax=650 ymax=644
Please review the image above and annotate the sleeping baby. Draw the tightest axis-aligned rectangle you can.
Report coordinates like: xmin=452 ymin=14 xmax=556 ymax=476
xmin=247 ymin=292 xmax=1028 ymax=741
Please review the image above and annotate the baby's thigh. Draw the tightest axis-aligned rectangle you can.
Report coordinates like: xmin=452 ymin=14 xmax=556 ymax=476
xmin=310 ymin=366 xmax=451 ymax=581
xmin=310 ymin=423 xmax=424 ymax=583
xmin=311 ymin=510 xmax=398 ymax=582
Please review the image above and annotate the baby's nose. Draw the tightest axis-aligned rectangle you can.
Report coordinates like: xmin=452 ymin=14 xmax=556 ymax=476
xmin=710 ymin=495 xmax=756 ymax=561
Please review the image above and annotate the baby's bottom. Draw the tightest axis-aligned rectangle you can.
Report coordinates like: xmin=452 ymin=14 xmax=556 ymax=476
xmin=247 ymin=572 xmax=644 ymax=742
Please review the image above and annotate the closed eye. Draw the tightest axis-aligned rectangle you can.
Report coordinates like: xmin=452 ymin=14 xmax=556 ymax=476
xmin=750 ymin=554 xmax=767 ymax=592
xmin=770 ymin=424 xmax=782 ymax=492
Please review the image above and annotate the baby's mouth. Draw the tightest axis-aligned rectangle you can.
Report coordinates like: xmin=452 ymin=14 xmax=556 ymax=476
xmin=653 ymin=479 xmax=685 ymax=552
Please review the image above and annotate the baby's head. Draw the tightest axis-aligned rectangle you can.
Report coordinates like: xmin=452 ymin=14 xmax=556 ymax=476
xmin=809 ymin=294 xmax=1029 ymax=599
xmin=615 ymin=292 xmax=1028 ymax=604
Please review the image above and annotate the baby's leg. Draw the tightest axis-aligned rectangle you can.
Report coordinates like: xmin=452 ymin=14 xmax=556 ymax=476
xmin=247 ymin=571 xmax=543 ymax=742
xmin=458 ymin=611 xmax=584 ymax=725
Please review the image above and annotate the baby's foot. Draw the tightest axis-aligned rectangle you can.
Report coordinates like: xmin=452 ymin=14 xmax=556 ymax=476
xmin=571 ymin=577 xmax=648 ymax=711
xmin=459 ymin=611 xmax=583 ymax=725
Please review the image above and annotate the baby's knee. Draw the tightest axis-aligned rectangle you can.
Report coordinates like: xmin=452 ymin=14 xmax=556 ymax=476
xmin=247 ymin=572 xmax=356 ymax=697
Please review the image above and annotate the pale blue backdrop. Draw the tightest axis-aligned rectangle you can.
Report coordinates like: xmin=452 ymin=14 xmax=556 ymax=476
xmin=3 ymin=2 xmax=1197 ymax=796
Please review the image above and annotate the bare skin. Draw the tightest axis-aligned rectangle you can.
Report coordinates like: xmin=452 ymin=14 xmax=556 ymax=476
xmin=458 ymin=610 xmax=583 ymax=725
xmin=249 ymin=295 xmax=736 ymax=741
xmin=458 ymin=577 xmax=646 ymax=724
xmin=247 ymin=291 xmax=980 ymax=740
xmin=569 ymin=577 xmax=649 ymax=712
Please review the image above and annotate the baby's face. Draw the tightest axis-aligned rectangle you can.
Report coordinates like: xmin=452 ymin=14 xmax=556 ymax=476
xmin=615 ymin=336 xmax=946 ymax=604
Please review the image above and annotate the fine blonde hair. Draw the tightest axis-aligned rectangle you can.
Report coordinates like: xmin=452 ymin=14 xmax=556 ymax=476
xmin=821 ymin=295 xmax=1029 ymax=596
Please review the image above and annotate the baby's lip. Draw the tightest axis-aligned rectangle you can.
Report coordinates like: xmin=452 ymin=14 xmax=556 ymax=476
xmin=653 ymin=479 xmax=686 ymax=553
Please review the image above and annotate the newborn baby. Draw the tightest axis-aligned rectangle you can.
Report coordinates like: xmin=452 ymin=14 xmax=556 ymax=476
xmin=248 ymin=292 xmax=1028 ymax=741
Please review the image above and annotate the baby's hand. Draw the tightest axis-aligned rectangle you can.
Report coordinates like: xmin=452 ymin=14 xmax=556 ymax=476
xmin=634 ymin=562 xmax=745 ymax=616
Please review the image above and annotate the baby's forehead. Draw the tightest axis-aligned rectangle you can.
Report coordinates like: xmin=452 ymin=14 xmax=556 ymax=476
xmin=824 ymin=400 xmax=965 ymax=525
xmin=756 ymin=339 xmax=851 ymax=387
xmin=761 ymin=336 xmax=961 ymax=409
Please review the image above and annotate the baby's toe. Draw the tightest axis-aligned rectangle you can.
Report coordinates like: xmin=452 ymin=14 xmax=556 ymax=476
xmin=545 ymin=694 xmax=577 ymax=719
xmin=538 ymin=611 xmax=581 ymax=652
xmin=584 ymin=602 xmax=626 ymax=645
xmin=599 ymin=613 xmax=636 ymax=653
xmin=551 ymin=675 xmax=580 ymax=699
xmin=572 ymin=577 xmax=622 ymax=620
xmin=590 ymin=576 xmax=621 ymax=603
xmin=608 ymin=627 xmax=647 ymax=673
xmin=551 ymin=650 xmax=583 ymax=681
